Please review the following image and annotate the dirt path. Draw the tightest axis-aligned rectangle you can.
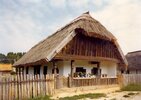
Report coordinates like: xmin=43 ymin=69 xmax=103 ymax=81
xmin=52 ymin=85 xmax=141 ymax=100
xmin=52 ymin=85 xmax=120 ymax=99
xmin=100 ymin=91 xmax=141 ymax=100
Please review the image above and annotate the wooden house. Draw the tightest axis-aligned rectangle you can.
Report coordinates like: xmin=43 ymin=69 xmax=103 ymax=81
xmin=13 ymin=12 xmax=127 ymax=79
xmin=126 ymin=51 xmax=141 ymax=74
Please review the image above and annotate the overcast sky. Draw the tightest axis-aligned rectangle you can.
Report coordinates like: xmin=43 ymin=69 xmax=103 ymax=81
xmin=0 ymin=0 xmax=141 ymax=55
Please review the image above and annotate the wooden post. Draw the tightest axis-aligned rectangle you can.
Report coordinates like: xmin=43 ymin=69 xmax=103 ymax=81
xmin=71 ymin=60 xmax=74 ymax=78
xmin=53 ymin=61 xmax=57 ymax=76
xmin=69 ymin=60 xmax=74 ymax=88
xmin=53 ymin=61 xmax=57 ymax=89
xmin=97 ymin=62 xmax=101 ymax=77
xmin=68 ymin=75 xmax=72 ymax=88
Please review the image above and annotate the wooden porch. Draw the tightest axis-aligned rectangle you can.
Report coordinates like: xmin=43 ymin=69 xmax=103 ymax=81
xmin=56 ymin=75 xmax=118 ymax=89
xmin=71 ymin=77 xmax=118 ymax=87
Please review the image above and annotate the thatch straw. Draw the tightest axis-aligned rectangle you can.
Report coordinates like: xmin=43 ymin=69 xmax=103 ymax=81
xmin=13 ymin=12 xmax=127 ymax=66
xmin=126 ymin=51 xmax=141 ymax=70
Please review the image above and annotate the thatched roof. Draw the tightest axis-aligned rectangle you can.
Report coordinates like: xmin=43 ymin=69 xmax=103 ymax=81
xmin=0 ymin=64 xmax=12 ymax=72
xmin=13 ymin=12 xmax=127 ymax=67
xmin=126 ymin=51 xmax=141 ymax=70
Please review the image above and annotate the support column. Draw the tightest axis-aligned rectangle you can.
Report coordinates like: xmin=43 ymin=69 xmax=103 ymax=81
xmin=97 ymin=62 xmax=101 ymax=77
xmin=53 ymin=60 xmax=57 ymax=89
xmin=53 ymin=61 xmax=57 ymax=76
xmin=71 ymin=60 xmax=74 ymax=78
xmin=69 ymin=60 xmax=74 ymax=88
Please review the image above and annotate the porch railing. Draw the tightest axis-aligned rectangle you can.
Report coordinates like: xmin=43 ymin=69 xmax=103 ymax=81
xmin=69 ymin=77 xmax=118 ymax=87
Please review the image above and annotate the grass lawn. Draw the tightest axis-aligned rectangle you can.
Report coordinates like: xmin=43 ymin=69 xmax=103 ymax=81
xmin=29 ymin=93 xmax=106 ymax=100
xmin=59 ymin=93 xmax=106 ymax=100
xmin=121 ymin=84 xmax=141 ymax=91
xmin=29 ymin=95 xmax=52 ymax=100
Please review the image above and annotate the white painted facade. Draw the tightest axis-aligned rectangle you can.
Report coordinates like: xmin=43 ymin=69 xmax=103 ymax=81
xmin=24 ymin=60 xmax=118 ymax=78
xmin=100 ymin=61 xmax=117 ymax=78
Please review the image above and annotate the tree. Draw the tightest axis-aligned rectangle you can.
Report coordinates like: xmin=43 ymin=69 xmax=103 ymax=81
xmin=0 ymin=53 xmax=6 ymax=59
xmin=0 ymin=52 xmax=26 ymax=64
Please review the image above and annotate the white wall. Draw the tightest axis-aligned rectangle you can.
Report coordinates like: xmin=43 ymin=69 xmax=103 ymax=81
xmin=74 ymin=60 xmax=94 ymax=74
xmin=28 ymin=66 xmax=34 ymax=75
xmin=24 ymin=60 xmax=117 ymax=78
xmin=25 ymin=64 xmax=51 ymax=75
xmin=100 ymin=61 xmax=117 ymax=78
xmin=62 ymin=60 xmax=117 ymax=77
xmin=63 ymin=61 xmax=71 ymax=77
xmin=57 ymin=61 xmax=64 ymax=76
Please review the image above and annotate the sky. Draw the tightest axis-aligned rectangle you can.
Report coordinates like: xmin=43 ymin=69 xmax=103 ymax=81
xmin=0 ymin=0 xmax=141 ymax=55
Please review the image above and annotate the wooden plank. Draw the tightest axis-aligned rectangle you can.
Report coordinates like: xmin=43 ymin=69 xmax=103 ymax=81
xmin=3 ymin=78 xmax=6 ymax=100
xmin=7 ymin=77 xmax=10 ymax=100
xmin=23 ymin=75 xmax=26 ymax=99
xmin=26 ymin=74 xmax=30 ymax=99
xmin=55 ymin=55 xmax=119 ymax=63
xmin=0 ymin=74 xmax=56 ymax=99
xmin=46 ymin=75 xmax=48 ymax=95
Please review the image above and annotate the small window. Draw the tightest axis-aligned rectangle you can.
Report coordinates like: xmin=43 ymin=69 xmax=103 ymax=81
xmin=43 ymin=66 xmax=48 ymax=75
xmin=26 ymin=67 xmax=29 ymax=74
xmin=76 ymin=67 xmax=86 ymax=73
xmin=75 ymin=67 xmax=86 ymax=77
xmin=34 ymin=65 xmax=40 ymax=75
xmin=91 ymin=67 xmax=98 ymax=75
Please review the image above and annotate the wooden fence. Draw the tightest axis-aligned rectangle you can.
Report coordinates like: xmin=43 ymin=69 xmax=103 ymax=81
xmin=56 ymin=75 xmax=68 ymax=89
xmin=69 ymin=77 xmax=118 ymax=87
xmin=119 ymin=74 xmax=141 ymax=87
xmin=0 ymin=74 xmax=54 ymax=100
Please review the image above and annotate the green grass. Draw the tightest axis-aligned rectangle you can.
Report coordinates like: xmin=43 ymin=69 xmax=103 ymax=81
xmin=28 ymin=93 xmax=106 ymax=100
xmin=29 ymin=95 xmax=52 ymax=100
xmin=121 ymin=84 xmax=141 ymax=91
xmin=59 ymin=93 xmax=106 ymax=100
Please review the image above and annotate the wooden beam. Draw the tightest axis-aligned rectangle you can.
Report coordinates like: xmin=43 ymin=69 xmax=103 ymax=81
xmin=54 ymin=55 xmax=119 ymax=63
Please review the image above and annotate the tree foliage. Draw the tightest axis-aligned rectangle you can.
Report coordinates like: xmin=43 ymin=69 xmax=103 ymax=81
xmin=0 ymin=52 xmax=26 ymax=64
xmin=0 ymin=53 xmax=6 ymax=59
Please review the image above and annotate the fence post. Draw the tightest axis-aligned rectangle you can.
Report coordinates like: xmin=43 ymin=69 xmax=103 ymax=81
xmin=68 ymin=76 xmax=72 ymax=88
